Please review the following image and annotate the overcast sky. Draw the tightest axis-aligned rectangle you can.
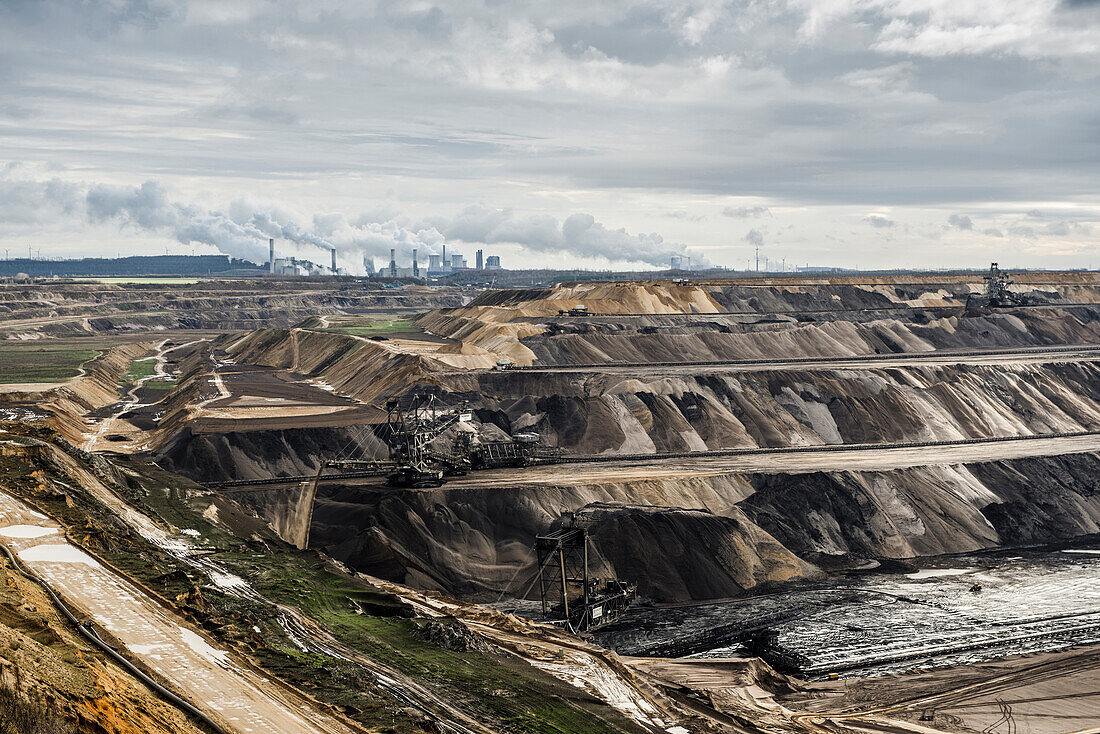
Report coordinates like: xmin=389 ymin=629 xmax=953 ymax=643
xmin=1 ymin=0 xmax=1098 ymax=272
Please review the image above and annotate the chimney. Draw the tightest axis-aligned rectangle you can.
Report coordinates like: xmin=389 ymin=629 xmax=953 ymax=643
xmin=269 ymin=238 xmax=275 ymax=274
xmin=412 ymin=248 xmax=418 ymax=278
xmin=389 ymin=248 xmax=397 ymax=278
xmin=330 ymin=248 xmax=337 ymax=273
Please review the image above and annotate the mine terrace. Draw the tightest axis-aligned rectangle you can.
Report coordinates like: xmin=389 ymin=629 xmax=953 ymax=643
xmin=4 ymin=269 xmax=1100 ymax=733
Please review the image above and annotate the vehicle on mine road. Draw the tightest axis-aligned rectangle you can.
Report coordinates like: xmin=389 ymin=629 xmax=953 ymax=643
xmin=556 ymin=305 xmax=590 ymax=316
xmin=385 ymin=465 xmax=446 ymax=488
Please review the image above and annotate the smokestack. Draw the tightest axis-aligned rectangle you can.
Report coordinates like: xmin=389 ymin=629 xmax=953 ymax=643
xmin=412 ymin=248 xmax=418 ymax=278
xmin=269 ymin=238 xmax=275 ymax=274
xmin=330 ymin=248 xmax=337 ymax=273
xmin=389 ymin=248 xmax=397 ymax=278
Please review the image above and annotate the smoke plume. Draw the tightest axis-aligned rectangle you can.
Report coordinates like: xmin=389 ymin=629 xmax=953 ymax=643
xmin=431 ymin=205 xmax=708 ymax=268
xmin=1 ymin=175 xmax=704 ymax=271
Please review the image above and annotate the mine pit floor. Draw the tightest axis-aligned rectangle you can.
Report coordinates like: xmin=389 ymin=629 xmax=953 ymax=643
xmin=594 ymin=544 xmax=1100 ymax=681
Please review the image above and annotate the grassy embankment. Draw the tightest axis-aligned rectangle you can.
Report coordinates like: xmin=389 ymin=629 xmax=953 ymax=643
xmin=121 ymin=355 xmax=178 ymax=394
xmin=122 ymin=357 xmax=157 ymax=382
xmin=0 ymin=687 xmax=73 ymax=734
xmin=298 ymin=315 xmax=423 ymax=336
xmin=0 ymin=432 xmax=643 ymax=734
xmin=327 ymin=318 xmax=421 ymax=336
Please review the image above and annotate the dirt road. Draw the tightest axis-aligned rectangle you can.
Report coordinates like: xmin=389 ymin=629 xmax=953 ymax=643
xmin=83 ymin=337 xmax=208 ymax=452
xmin=220 ymin=431 xmax=1100 ymax=492
xmin=507 ymin=344 xmax=1100 ymax=376
xmin=0 ymin=490 xmax=356 ymax=734
xmin=442 ymin=432 xmax=1100 ymax=487
xmin=787 ymin=644 xmax=1100 ymax=734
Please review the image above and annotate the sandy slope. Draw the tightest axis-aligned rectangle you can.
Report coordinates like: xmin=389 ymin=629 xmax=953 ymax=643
xmin=0 ymin=490 xmax=354 ymax=734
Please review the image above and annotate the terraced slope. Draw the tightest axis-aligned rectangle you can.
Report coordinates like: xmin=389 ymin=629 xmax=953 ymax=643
xmin=152 ymin=275 xmax=1100 ymax=604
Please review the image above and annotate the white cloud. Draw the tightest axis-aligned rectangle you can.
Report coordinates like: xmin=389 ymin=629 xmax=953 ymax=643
xmin=792 ymin=0 xmax=1100 ymax=59
xmin=431 ymin=205 xmax=707 ymax=267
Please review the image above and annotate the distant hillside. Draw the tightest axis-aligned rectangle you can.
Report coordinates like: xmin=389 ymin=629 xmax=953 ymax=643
xmin=0 ymin=254 xmax=262 ymax=277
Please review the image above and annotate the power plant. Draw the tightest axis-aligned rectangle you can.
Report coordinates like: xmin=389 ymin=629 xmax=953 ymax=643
xmin=262 ymin=239 xmax=506 ymax=278
xmin=266 ymin=237 xmax=344 ymax=276
xmin=377 ymin=247 xmax=505 ymax=278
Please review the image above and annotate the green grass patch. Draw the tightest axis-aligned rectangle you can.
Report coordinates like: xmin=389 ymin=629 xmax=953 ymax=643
xmin=141 ymin=378 xmax=176 ymax=391
xmin=0 ymin=344 xmax=104 ymax=383
xmin=85 ymin=277 xmax=202 ymax=284
xmin=235 ymin=555 xmax=636 ymax=733
xmin=325 ymin=319 xmax=421 ymax=336
xmin=122 ymin=357 xmax=157 ymax=383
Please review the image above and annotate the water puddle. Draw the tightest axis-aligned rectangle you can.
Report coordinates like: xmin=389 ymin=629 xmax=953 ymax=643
xmin=18 ymin=543 xmax=102 ymax=566
xmin=0 ymin=525 xmax=58 ymax=539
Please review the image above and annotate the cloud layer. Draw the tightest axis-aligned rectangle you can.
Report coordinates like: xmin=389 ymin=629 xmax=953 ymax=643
xmin=0 ymin=1 xmax=1097 ymax=269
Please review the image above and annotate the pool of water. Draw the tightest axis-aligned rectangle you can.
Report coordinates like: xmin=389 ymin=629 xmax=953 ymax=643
xmin=590 ymin=546 xmax=1100 ymax=678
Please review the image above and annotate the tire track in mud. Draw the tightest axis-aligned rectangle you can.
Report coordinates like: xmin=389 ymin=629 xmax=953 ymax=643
xmin=791 ymin=647 xmax=1100 ymax=730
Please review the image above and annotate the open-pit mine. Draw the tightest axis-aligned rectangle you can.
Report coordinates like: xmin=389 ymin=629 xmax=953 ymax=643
xmin=4 ymin=270 xmax=1100 ymax=733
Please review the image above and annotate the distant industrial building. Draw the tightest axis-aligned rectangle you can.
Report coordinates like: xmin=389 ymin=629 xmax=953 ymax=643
xmin=271 ymin=256 xmax=339 ymax=277
xmin=267 ymin=238 xmax=347 ymax=276
xmin=377 ymin=245 xmax=503 ymax=278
